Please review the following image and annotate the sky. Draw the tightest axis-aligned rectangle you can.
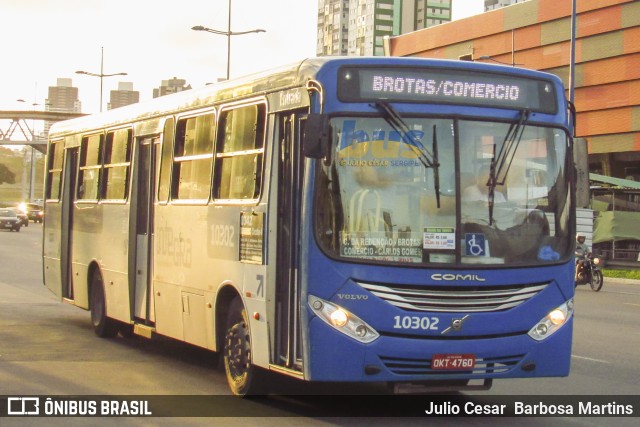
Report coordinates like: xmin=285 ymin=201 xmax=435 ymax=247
xmin=1 ymin=0 xmax=484 ymax=115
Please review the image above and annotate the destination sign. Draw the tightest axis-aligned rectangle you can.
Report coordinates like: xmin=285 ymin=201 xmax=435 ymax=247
xmin=338 ymin=67 xmax=558 ymax=114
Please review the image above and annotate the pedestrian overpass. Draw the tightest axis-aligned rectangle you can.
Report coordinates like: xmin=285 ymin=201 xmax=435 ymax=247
xmin=0 ymin=110 xmax=86 ymax=154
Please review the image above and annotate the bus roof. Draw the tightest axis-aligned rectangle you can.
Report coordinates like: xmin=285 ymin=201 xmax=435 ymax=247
xmin=48 ymin=56 xmax=563 ymax=138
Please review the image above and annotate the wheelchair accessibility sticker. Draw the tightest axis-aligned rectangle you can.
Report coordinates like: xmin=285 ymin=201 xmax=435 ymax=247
xmin=465 ymin=233 xmax=486 ymax=256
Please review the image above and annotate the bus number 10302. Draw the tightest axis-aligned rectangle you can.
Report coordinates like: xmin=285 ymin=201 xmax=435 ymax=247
xmin=393 ymin=315 xmax=439 ymax=331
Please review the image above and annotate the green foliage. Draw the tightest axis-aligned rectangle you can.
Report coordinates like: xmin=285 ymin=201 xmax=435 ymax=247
xmin=0 ymin=146 xmax=46 ymax=203
xmin=602 ymin=269 xmax=640 ymax=280
xmin=0 ymin=163 xmax=16 ymax=184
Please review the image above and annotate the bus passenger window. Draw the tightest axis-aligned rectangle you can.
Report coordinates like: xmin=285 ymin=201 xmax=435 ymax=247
xmin=78 ymin=133 xmax=103 ymax=201
xmin=214 ymin=103 xmax=266 ymax=200
xmin=46 ymin=139 xmax=65 ymax=200
xmin=172 ymin=113 xmax=215 ymax=200
xmin=102 ymin=128 xmax=132 ymax=200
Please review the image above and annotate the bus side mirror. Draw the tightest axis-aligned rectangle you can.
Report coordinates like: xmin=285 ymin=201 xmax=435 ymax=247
xmin=303 ymin=114 xmax=330 ymax=159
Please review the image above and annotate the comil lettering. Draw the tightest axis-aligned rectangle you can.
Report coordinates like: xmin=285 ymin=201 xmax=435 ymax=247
xmin=372 ymin=75 xmax=521 ymax=102
xmin=431 ymin=273 xmax=486 ymax=282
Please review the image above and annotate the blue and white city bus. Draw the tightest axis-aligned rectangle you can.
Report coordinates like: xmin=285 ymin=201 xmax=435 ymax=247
xmin=44 ymin=57 xmax=575 ymax=395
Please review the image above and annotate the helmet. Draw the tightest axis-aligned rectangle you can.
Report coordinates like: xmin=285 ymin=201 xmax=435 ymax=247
xmin=576 ymin=233 xmax=585 ymax=243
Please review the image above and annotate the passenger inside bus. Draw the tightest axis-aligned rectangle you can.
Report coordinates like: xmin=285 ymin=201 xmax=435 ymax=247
xmin=462 ymin=164 xmax=506 ymax=203
xmin=348 ymin=160 xmax=397 ymax=235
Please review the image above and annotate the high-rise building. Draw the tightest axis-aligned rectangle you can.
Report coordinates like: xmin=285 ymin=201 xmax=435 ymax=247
xmin=484 ymin=0 xmax=529 ymax=11
xmin=44 ymin=78 xmax=81 ymax=135
xmin=153 ymin=78 xmax=192 ymax=98
xmin=317 ymin=0 xmax=452 ymax=57
xmin=108 ymin=82 xmax=140 ymax=110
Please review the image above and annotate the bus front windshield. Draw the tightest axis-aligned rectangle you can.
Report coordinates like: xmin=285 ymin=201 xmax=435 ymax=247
xmin=315 ymin=115 xmax=572 ymax=267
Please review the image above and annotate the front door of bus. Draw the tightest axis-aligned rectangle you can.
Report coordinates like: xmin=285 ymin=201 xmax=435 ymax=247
xmin=275 ymin=112 xmax=304 ymax=371
xmin=131 ymin=137 xmax=159 ymax=324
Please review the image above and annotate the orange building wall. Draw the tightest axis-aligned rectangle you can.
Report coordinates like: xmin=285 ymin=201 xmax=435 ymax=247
xmin=389 ymin=0 xmax=640 ymax=175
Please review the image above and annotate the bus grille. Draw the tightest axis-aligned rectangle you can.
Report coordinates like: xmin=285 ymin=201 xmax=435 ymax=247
xmin=379 ymin=354 xmax=524 ymax=376
xmin=359 ymin=282 xmax=548 ymax=313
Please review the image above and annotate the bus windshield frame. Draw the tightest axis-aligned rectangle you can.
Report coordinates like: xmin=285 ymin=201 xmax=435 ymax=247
xmin=314 ymin=113 xmax=573 ymax=267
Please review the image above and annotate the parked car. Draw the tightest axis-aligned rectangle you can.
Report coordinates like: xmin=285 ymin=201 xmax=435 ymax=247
xmin=0 ymin=208 xmax=22 ymax=232
xmin=9 ymin=208 xmax=28 ymax=227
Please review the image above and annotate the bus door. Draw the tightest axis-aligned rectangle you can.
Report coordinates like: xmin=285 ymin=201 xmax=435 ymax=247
xmin=129 ymin=136 xmax=159 ymax=325
xmin=60 ymin=146 xmax=79 ymax=301
xmin=274 ymin=112 xmax=305 ymax=371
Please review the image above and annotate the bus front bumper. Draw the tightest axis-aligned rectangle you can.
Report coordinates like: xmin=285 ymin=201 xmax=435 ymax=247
xmin=306 ymin=316 xmax=573 ymax=383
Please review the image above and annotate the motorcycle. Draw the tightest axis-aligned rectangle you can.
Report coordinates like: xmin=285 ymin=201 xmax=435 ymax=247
xmin=575 ymin=253 xmax=604 ymax=292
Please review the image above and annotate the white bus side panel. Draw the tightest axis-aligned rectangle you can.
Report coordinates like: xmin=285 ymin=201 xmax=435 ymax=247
xmin=242 ymin=264 xmax=269 ymax=367
xmin=71 ymin=203 xmax=131 ymax=320
xmin=152 ymin=204 xmax=269 ymax=358
xmin=153 ymin=205 xmax=211 ymax=344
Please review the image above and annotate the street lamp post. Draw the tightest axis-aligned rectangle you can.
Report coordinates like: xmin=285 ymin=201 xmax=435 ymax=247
xmin=192 ymin=0 xmax=265 ymax=80
xmin=16 ymin=99 xmax=41 ymax=202
xmin=76 ymin=47 xmax=127 ymax=112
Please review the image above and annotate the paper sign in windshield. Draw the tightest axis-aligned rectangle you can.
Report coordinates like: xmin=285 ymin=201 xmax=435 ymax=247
xmin=423 ymin=227 xmax=455 ymax=250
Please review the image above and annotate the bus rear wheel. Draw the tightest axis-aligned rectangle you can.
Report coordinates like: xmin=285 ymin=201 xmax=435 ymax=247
xmin=89 ymin=271 xmax=119 ymax=338
xmin=223 ymin=298 xmax=264 ymax=396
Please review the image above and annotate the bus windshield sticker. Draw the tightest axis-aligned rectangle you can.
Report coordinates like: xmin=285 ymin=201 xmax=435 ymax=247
xmin=465 ymin=233 xmax=487 ymax=257
xmin=423 ymin=227 xmax=455 ymax=250
xmin=340 ymin=231 xmax=423 ymax=263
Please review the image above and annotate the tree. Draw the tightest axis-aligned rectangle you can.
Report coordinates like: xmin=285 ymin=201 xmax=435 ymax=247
xmin=0 ymin=163 xmax=16 ymax=185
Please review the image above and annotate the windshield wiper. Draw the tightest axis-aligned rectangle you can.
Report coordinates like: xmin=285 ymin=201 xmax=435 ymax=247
xmin=487 ymin=108 xmax=530 ymax=225
xmin=432 ymin=124 xmax=440 ymax=209
xmin=373 ymin=102 xmax=441 ymax=207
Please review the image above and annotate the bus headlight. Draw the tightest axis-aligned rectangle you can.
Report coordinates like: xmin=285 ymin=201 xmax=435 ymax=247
xmin=528 ymin=299 xmax=574 ymax=341
xmin=308 ymin=295 xmax=379 ymax=343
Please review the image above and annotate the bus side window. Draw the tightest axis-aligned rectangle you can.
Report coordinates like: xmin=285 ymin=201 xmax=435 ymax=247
xmin=170 ymin=113 xmax=215 ymax=201
xmin=214 ymin=103 xmax=266 ymax=200
xmin=46 ymin=139 xmax=65 ymax=201
xmin=157 ymin=118 xmax=175 ymax=203
xmin=102 ymin=128 xmax=132 ymax=200
xmin=78 ymin=133 xmax=103 ymax=201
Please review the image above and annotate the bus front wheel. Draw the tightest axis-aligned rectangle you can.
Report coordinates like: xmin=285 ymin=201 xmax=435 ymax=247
xmin=89 ymin=272 xmax=119 ymax=338
xmin=223 ymin=298 xmax=264 ymax=396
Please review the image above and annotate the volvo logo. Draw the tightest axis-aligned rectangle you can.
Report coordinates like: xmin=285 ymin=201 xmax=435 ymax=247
xmin=441 ymin=315 xmax=470 ymax=335
xmin=336 ymin=294 xmax=369 ymax=300
xmin=431 ymin=273 xmax=486 ymax=282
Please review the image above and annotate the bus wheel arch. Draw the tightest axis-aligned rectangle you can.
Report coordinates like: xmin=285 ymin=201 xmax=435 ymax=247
xmin=215 ymin=283 xmax=239 ymax=348
xmin=217 ymin=287 xmax=265 ymax=396
xmin=88 ymin=264 xmax=119 ymax=338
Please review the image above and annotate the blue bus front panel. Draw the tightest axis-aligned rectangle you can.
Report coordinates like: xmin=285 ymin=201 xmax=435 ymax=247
xmin=306 ymin=306 xmax=573 ymax=383
xmin=303 ymin=252 xmax=574 ymax=383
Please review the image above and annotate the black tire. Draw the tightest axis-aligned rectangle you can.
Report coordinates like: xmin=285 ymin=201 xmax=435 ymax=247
xmin=590 ymin=270 xmax=603 ymax=292
xmin=14 ymin=226 xmax=20 ymax=232
xmin=223 ymin=298 xmax=264 ymax=396
xmin=89 ymin=271 xmax=120 ymax=337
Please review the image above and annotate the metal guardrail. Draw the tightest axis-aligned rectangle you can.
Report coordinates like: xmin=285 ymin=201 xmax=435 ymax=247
xmin=602 ymin=260 xmax=640 ymax=270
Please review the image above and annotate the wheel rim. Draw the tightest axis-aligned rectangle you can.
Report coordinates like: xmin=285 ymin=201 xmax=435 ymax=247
xmin=225 ymin=319 xmax=251 ymax=383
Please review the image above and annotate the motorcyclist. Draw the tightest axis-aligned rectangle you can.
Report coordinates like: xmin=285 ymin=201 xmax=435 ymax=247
xmin=575 ymin=233 xmax=590 ymax=281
